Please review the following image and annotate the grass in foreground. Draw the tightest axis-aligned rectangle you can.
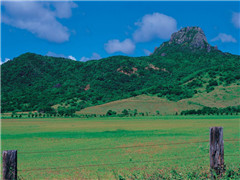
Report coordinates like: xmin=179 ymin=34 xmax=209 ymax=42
xmin=1 ymin=115 xmax=239 ymax=179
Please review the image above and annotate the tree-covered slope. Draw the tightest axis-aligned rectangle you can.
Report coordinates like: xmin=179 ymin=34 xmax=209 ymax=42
xmin=1 ymin=27 xmax=240 ymax=113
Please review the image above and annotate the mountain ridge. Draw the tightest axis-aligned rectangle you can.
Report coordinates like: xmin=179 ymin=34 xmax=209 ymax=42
xmin=1 ymin=27 xmax=240 ymax=114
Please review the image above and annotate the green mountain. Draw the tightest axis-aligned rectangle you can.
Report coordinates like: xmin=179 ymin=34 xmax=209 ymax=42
xmin=1 ymin=26 xmax=240 ymax=114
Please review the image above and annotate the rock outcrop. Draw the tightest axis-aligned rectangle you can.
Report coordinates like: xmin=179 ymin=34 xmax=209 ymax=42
xmin=169 ymin=27 xmax=211 ymax=50
xmin=153 ymin=26 xmax=215 ymax=55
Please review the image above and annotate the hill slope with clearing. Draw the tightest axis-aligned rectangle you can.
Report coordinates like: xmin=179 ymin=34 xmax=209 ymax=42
xmin=78 ymin=83 xmax=240 ymax=115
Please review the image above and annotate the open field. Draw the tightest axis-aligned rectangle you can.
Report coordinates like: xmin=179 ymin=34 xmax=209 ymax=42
xmin=1 ymin=116 xmax=240 ymax=179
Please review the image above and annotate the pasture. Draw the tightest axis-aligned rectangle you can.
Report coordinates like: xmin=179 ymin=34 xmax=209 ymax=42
xmin=1 ymin=115 xmax=239 ymax=179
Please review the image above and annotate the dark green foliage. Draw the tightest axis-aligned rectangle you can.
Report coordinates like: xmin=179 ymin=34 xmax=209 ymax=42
xmin=187 ymin=79 xmax=203 ymax=88
xmin=106 ymin=110 xmax=117 ymax=116
xmin=206 ymin=85 xmax=215 ymax=93
xmin=181 ymin=105 xmax=240 ymax=115
xmin=122 ymin=109 xmax=129 ymax=116
xmin=117 ymin=166 xmax=240 ymax=179
xmin=1 ymin=48 xmax=240 ymax=113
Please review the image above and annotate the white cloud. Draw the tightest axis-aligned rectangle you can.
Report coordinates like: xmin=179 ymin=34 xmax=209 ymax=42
xmin=2 ymin=1 xmax=77 ymax=43
xmin=80 ymin=53 xmax=101 ymax=62
xmin=52 ymin=2 xmax=78 ymax=19
xmin=68 ymin=55 xmax=76 ymax=61
xmin=133 ymin=13 xmax=177 ymax=42
xmin=143 ymin=49 xmax=152 ymax=56
xmin=46 ymin=51 xmax=77 ymax=60
xmin=0 ymin=58 xmax=10 ymax=65
xmin=5 ymin=58 xmax=10 ymax=62
xmin=232 ymin=12 xmax=240 ymax=28
xmin=104 ymin=39 xmax=135 ymax=54
xmin=211 ymin=33 xmax=237 ymax=43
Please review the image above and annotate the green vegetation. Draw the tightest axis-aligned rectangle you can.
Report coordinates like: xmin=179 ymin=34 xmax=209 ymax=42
xmin=2 ymin=26 xmax=240 ymax=180
xmin=181 ymin=105 xmax=240 ymax=115
xmin=1 ymin=26 xmax=240 ymax=115
xmin=1 ymin=49 xmax=240 ymax=114
xmin=2 ymin=116 xmax=239 ymax=179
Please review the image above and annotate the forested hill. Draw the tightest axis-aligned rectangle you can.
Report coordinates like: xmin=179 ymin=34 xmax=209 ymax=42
xmin=1 ymin=27 xmax=240 ymax=113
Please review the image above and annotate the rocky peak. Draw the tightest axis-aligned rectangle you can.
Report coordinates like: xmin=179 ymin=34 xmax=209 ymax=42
xmin=153 ymin=26 xmax=213 ymax=55
xmin=169 ymin=26 xmax=210 ymax=50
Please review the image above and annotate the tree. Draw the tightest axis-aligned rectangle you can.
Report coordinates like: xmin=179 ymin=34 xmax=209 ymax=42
xmin=133 ymin=109 xmax=138 ymax=116
xmin=57 ymin=107 xmax=65 ymax=116
xmin=122 ymin=109 xmax=129 ymax=116
xmin=106 ymin=110 xmax=117 ymax=116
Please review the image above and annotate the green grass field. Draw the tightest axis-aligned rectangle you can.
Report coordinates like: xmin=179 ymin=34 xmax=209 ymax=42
xmin=1 ymin=116 xmax=240 ymax=179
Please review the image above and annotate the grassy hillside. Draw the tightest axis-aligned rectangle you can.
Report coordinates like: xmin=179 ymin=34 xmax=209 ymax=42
xmin=77 ymin=95 xmax=202 ymax=115
xmin=180 ymin=83 xmax=240 ymax=108
xmin=77 ymin=82 xmax=240 ymax=115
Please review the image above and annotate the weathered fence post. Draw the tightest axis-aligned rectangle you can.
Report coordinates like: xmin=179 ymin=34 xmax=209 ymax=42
xmin=2 ymin=150 xmax=17 ymax=180
xmin=210 ymin=127 xmax=224 ymax=178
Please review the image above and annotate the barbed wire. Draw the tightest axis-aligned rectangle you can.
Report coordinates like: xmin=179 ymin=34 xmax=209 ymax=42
xmin=17 ymin=139 xmax=239 ymax=155
xmin=18 ymin=155 xmax=208 ymax=172
xmin=17 ymin=154 xmax=239 ymax=172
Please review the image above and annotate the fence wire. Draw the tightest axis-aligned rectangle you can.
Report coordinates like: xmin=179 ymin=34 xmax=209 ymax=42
xmin=18 ymin=155 xmax=208 ymax=172
xmin=17 ymin=139 xmax=239 ymax=154
xmin=17 ymin=154 xmax=239 ymax=172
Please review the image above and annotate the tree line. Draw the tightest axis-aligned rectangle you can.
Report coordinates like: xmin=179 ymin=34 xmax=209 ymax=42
xmin=180 ymin=106 xmax=240 ymax=115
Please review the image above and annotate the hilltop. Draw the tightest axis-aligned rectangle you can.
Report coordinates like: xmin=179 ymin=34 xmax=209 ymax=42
xmin=1 ymin=26 xmax=240 ymax=115
xmin=153 ymin=26 xmax=217 ymax=55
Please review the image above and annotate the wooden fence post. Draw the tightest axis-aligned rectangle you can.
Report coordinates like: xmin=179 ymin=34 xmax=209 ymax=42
xmin=2 ymin=150 xmax=17 ymax=180
xmin=210 ymin=127 xmax=224 ymax=178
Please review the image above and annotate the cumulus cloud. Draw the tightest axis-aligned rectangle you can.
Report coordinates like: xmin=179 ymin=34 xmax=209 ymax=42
xmin=46 ymin=51 xmax=77 ymax=60
xmin=52 ymin=2 xmax=78 ymax=18
xmin=104 ymin=39 xmax=135 ymax=54
xmin=232 ymin=12 xmax=240 ymax=28
xmin=133 ymin=13 xmax=177 ymax=42
xmin=2 ymin=1 xmax=77 ymax=43
xmin=80 ymin=53 xmax=101 ymax=62
xmin=211 ymin=33 xmax=237 ymax=43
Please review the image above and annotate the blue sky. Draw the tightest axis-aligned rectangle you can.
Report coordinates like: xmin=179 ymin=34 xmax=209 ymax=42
xmin=1 ymin=1 xmax=240 ymax=63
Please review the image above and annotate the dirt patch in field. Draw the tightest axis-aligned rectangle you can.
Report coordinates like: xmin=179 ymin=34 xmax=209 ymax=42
xmin=145 ymin=64 xmax=170 ymax=73
xmin=84 ymin=84 xmax=90 ymax=91
xmin=145 ymin=64 xmax=160 ymax=70
xmin=160 ymin=68 xmax=169 ymax=73
xmin=117 ymin=67 xmax=138 ymax=76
